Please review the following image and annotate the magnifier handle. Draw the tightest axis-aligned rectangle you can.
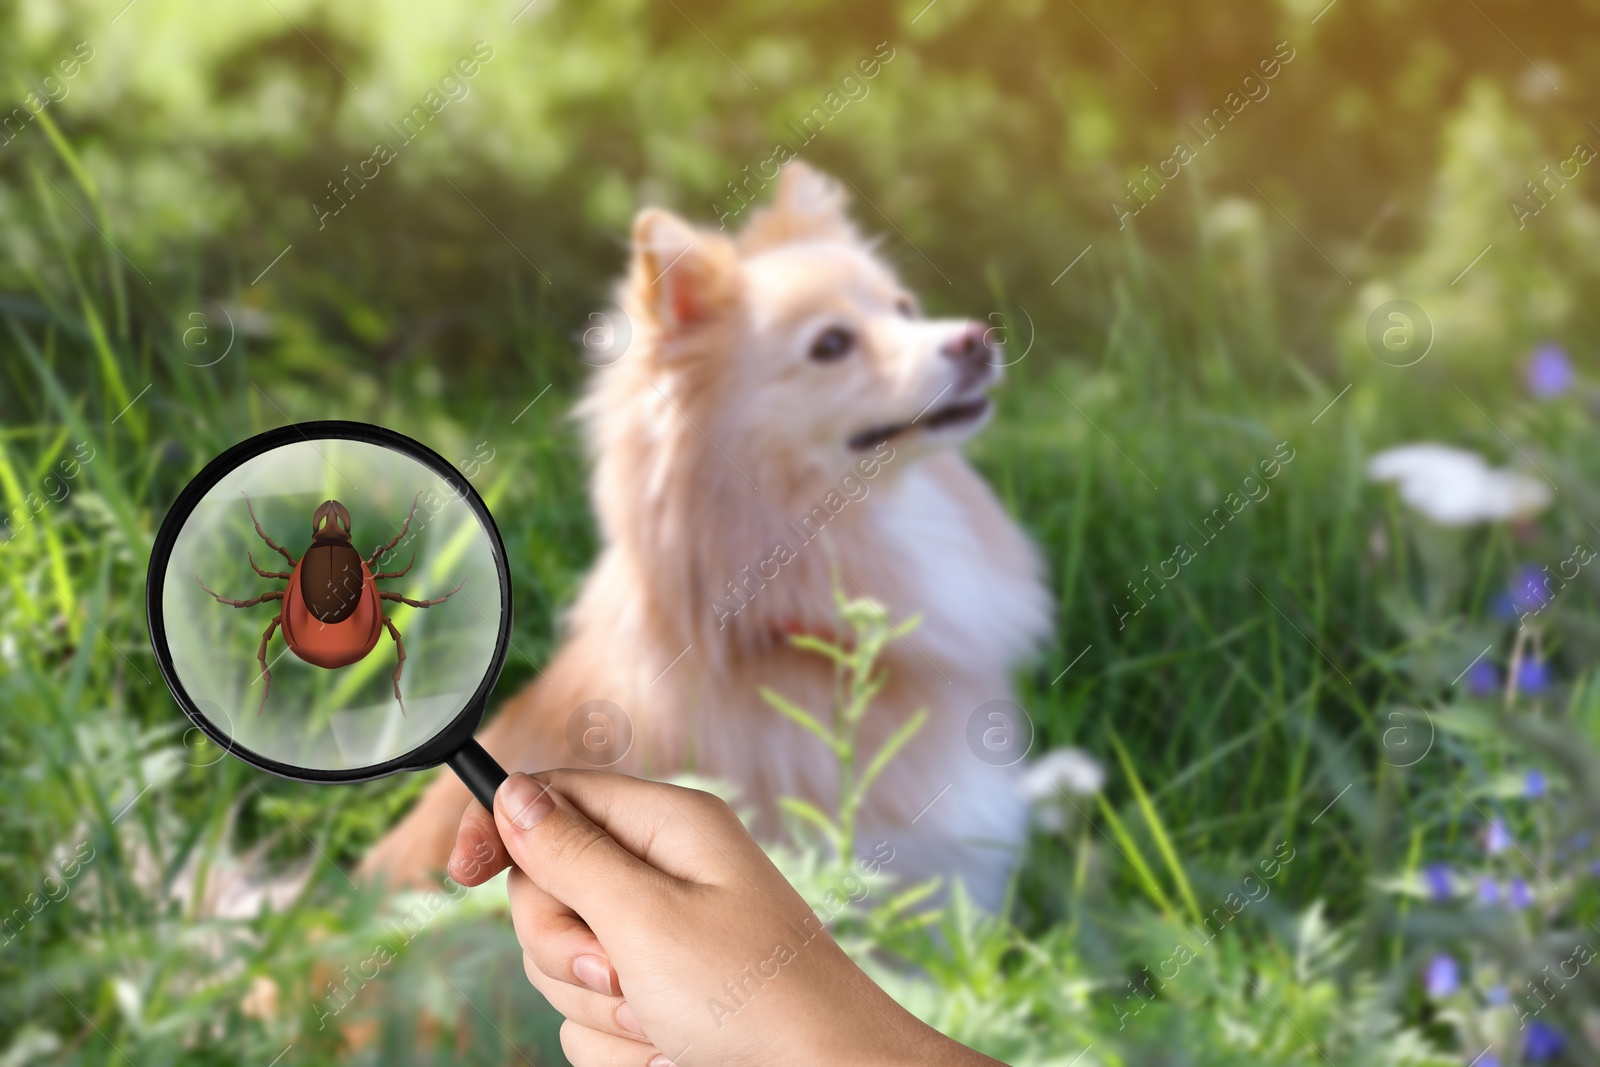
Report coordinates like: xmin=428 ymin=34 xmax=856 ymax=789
xmin=447 ymin=738 xmax=510 ymax=813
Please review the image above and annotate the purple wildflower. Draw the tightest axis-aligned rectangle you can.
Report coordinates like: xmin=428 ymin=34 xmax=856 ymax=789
xmin=1507 ymin=877 xmax=1533 ymax=910
xmin=1425 ymin=863 xmax=1453 ymax=901
xmin=1478 ymin=876 xmax=1500 ymax=906
xmin=1423 ymin=953 xmax=1459 ymax=997
xmin=1525 ymin=769 xmax=1546 ymax=798
xmin=1509 ymin=566 xmax=1555 ymax=614
xmin=1485 ymin=817 xmax=1513 ymax=855
xmin=1517 ymin=658 xmax=1550 ymax=693
xmin=1526 ymin=344 xmax=1574 ymax=399
xmin=1465 ymin=659 xmax=1502 ymax=696
xmin=1524 ymin=1020 xmax=1565 ymax=1061
xmin=1487 ymin=984 xmax=1510 ymax=1006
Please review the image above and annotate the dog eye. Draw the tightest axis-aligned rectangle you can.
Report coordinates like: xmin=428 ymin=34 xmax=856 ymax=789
xmin=895 ymin=298 xmax=916 ymax=318
xmin=809 ymin=327 xmax=855 ymax=362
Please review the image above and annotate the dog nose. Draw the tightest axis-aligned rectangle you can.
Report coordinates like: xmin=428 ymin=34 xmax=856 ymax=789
xmin=941 ymin=321 xmax=996 ymax=365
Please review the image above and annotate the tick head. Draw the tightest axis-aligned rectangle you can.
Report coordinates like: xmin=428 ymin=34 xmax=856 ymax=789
xmin=311 ymin=499 xmax=352 ymax=543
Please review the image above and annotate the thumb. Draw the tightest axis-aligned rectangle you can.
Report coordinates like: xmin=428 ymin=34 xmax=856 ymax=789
xmin=494 ymin=772 xmax=673 ymax=930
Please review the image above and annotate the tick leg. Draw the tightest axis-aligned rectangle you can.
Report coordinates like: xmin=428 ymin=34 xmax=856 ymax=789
xmin=243 ymin=492 xmax=297 ymax=566
xmin=249 ymin=552 xmax=292 ymax=580
xmin=379 ymin=577 xmax=465 ymax=609
xmin=256 ymin=616 xmax=281 ymax=717
xmin=371 ymin=554 xmax=415 ymax=581
xmin=197 ymin=577 xmax=285 ymax=609
xmin=384 ymin=617 xmax=407 ymax=717
xmin=367 ymin=492 xmax=424 ymax=567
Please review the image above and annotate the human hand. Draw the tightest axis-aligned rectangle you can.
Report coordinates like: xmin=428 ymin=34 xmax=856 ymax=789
xmin=446 ymin=769 xmax=1000 ymax=1067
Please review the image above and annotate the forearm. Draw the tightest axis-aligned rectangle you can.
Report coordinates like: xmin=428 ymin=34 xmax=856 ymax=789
xmin=831 ymin=970 xmax=1007 ymax=1067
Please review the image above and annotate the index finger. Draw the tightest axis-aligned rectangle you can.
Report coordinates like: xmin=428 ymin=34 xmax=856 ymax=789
xmin=450 ymin=768 xmax=769 ymax=890
xmin=492 ymin=773 xmax=679 ymax=931
xmin=524 ymin=769 xmax=764 ymax=887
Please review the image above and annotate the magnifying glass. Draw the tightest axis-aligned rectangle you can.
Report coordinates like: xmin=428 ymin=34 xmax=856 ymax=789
xmin=146 ymin=421 xmax=512 ymax=811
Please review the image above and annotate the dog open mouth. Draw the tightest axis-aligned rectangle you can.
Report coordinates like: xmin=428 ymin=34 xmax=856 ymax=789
xmin=847 ymin=396 xmax=992 ymax=451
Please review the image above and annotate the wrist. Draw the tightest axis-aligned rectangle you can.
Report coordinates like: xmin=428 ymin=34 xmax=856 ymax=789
xmin=840 ymin=999 xmax=1003 ymax=1067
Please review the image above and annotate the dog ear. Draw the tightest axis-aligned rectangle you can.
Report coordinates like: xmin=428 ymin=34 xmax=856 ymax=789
xmin=630 ymin=208 xmax=740 ymax=329
xmin=736 ymin=162 xmax=857 ymax=253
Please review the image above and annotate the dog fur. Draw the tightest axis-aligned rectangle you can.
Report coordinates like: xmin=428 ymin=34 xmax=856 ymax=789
xmin=361 ymin=163 xmax=1053 ymax=911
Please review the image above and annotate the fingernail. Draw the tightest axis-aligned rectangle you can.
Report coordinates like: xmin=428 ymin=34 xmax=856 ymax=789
xmin=647 ymin=1055 xmax=675 ymax=1067
xmin=616 ymin=1000 xmax=645 ymax=1038
xmin=498 ymin=773 xmax=554 ymax=830
xmin=572 ymin=953 xmax=615 ymax=995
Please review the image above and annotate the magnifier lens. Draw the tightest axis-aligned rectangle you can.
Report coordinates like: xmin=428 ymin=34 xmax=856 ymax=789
xmin=152 ymin=433 xmax=506 ymax=777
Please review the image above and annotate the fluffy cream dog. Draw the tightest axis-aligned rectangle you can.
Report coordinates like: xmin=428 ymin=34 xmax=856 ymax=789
xmin=363 ymin=164 xmax=1052 ymax=911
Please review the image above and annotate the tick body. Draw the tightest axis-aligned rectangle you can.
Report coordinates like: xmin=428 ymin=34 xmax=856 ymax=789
xmin=197 ymin=494 xmax=463 ymax=715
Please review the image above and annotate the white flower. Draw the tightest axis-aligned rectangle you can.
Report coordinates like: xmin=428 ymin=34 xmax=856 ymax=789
xmin=1020 ymin=747 xmax=1106 ymax=801
xmin=1366 ymin=443 xmax=1553 ymax=526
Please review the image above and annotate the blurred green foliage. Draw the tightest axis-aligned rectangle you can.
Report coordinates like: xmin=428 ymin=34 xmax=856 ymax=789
xmin=2 ymin=0 xmax=1597 ymax=390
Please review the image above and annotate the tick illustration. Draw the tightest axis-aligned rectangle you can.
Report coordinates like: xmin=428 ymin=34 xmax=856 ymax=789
xmin=197 ymin=493 xmax=463 ymax=715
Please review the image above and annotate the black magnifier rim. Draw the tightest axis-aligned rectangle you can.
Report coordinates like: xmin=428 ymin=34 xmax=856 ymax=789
xmin=145 ymin=421 xmax=514 ymax=785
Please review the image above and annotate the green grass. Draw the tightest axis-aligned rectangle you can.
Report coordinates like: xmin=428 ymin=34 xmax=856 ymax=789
xmin=4 ymin=117 xmax=1600 ymax=1066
